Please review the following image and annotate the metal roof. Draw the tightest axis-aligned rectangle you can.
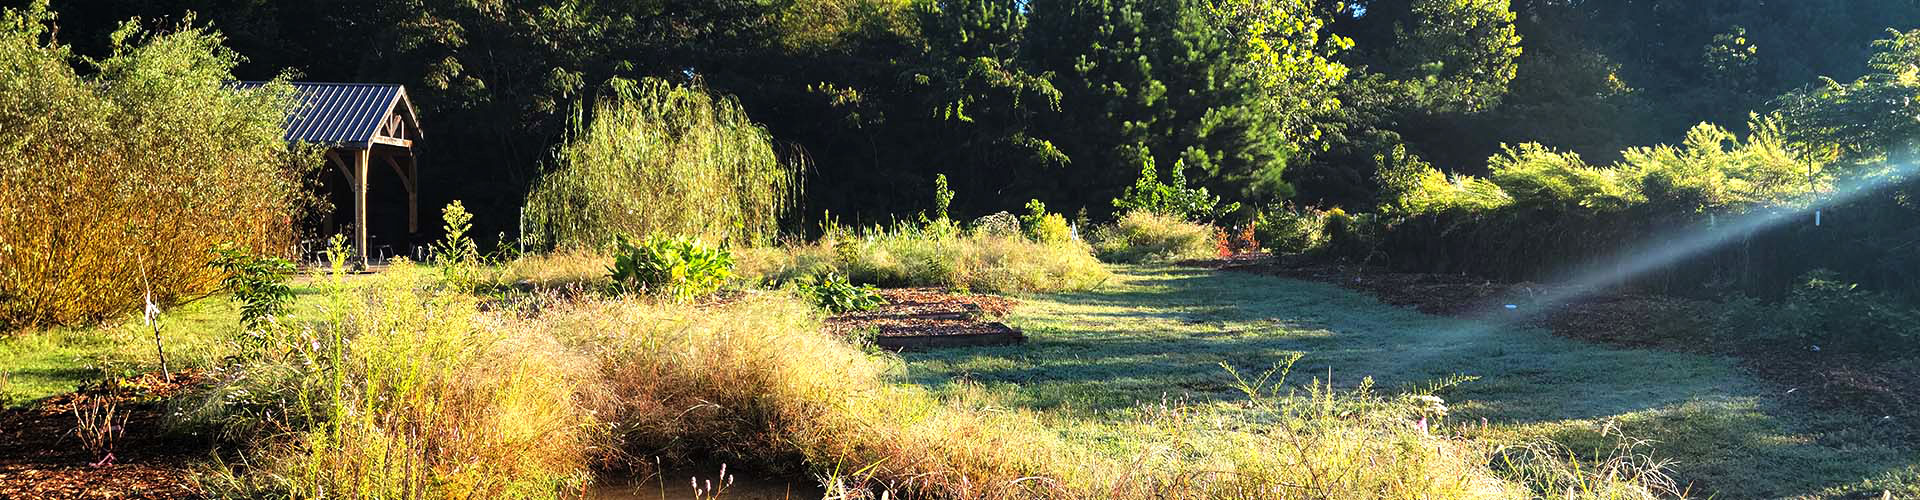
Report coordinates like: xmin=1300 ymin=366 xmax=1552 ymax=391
xmin=234 ymin=81 xmax=415 ymax=149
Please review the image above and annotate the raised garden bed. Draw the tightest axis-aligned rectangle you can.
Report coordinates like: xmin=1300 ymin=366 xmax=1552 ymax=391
xmin=825 ymin=288 xmax=1025 ymax=351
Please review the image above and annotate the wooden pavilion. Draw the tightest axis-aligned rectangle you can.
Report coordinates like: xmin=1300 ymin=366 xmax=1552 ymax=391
xmin=238 ymin=81 xmax=423 ymax=268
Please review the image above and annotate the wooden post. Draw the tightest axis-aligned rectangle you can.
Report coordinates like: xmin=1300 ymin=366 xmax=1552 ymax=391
xmin=356 ymin=147 xmax=371 ymax=270
xmin=407 ymin=157 xmax=419 ymax=235
xmin=384 ymin=154 xmax=419 ymax=235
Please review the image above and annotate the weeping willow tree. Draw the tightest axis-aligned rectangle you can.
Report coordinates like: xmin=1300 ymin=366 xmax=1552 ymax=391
xmin=524 ymin=78 xmax=803 ymax=249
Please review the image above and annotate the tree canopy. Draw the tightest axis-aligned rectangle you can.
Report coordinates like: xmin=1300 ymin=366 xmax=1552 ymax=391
xmin=10 ymin=0 xmax=1920 ymax=237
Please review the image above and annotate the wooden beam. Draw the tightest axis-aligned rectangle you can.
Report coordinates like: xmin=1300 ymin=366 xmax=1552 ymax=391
xmin=325 ymin=150 xmax=357 ymax=188
xmin=355 ymin=148 xmax=371 ymax=270
xmin=371 ymin=136 xmax=413 ymax=148
xmin=383 ymin=154 xmax=419 ymax=234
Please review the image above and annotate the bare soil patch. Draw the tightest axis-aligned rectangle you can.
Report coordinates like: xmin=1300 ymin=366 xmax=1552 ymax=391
xmin=0 ymin=371 xmax=214 ymax=499
xmin=826 ymin=288 xmax=1025 ymax=349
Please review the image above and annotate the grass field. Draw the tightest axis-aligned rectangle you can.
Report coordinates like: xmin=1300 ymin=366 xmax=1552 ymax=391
xmin=906 ymin=266 xmax=1920 ymax=498
xmin=0 ymin=282 xmax=327 ymax=407
xmin=5 ymin=265 xmax=1916 ymax=498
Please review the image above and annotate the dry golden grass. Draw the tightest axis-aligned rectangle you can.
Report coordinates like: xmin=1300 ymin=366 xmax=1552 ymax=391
xmin=738 ymin=229 xmax=1110 ymax=294
xmin=501 ymin=249 xmax=613 ymax=290
xmin=199 ymin=262 xmax=1672 ymax=499
xmin=205 ymin=264 xmax=602 ymax=498
xmin=1091 ymin=211 xmax=1220 ymax=264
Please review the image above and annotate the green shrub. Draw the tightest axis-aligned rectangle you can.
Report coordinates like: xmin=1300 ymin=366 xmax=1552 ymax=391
xmin=1323 ymin=210 xmax=1388 ymax=262
xmin=1021 ymin=199 xmax=1074 ymax=244
xmin=1113 ymin=160 xmax=1239 ymax=221
xmin=794 ymin=273 xmax=886 ymax=313
xmin=1255 ymin=205 xmax=1332 ymax=254
xmin=1375 ymin=144 xmax=1512 ymax=214
xmin=1715 ymin=270 xmax=1920 ymax=355
xmin=608 ymin=235 xmax=734 ymax=300
xmin=1029 ymin=213 xmax=1073 ymax=244
xmin=523 ymin=77 xmax=800 ymax=250
xmin=0 ymin=7 xmax=315 ymax=328
xmin=1778 ymin=270 xmax=1918 ymax=354
xmin=208 ymin=244 xmax=295 ymax=341
xmin=1092 ymin=210 xmax=1220 ymax=263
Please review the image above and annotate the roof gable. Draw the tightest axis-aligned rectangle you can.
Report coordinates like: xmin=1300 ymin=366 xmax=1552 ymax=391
xmin=235 ymin=81 xmax=419 ymax=149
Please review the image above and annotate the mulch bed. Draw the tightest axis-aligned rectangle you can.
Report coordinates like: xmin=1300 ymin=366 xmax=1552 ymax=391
xmin=825 ymin=288 xmax=1025 ymax=350
xmin=1 ymin=371 xmax=215 ymax=499
xmin=1219 ymin=256 xmax=1918 ymax=440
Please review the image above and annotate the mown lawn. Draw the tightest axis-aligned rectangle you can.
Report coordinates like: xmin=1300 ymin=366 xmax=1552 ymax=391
xmin=0 ymin=281 xmax=329 ymax=408
xmin=906 ymin=266 xmax=1920 ymax=499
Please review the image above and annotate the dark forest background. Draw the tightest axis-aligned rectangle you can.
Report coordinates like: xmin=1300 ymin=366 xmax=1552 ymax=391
xmin=16 ymin=0 xmax=1919 ymax=245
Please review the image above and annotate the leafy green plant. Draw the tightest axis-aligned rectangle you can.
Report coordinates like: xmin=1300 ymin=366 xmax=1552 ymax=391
xmin=1778 ymin=270 xmax=1919 ymax=355
xmin=435 ymin=201 xmax=479 ymax=265
xmin=324 ymin=234 xmax=352 ymax=278
xmin=435 ymin=201 xmax=482 ymax=287
xmin=933 ymin=173 xmax=955 ymax=222
xmin=209 ymin=244 xmax=296 ymax=340
xmin=608 ymin=235 xmax=734 ymax=300
xmin=1019 ymin=199 xmax=1073 ymax=244
xmin=1113 ymin=160 xmax=1239 ymax=222
xmin=795 ymin=273 xmax=886 ymax=314
xmin=1255 ymin=205 xmax=1332 ymax=254
xmin=917 ymin=175 xmax=962 ymax=239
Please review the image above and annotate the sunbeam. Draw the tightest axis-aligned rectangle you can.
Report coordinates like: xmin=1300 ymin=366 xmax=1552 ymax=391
xmin=1448 ymin=158 xmax=1919 ymax=330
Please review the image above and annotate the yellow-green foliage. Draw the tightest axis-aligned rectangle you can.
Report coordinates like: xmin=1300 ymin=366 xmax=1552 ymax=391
xmin=213 ymin=264 xmax=601 ymax=498
xmin=1388 ymin=166 xmax=1515 ymax=214
xmin=741 ymin=225 xmax=1109 ymax=294
xmin=1618 ymin=118 xmax=1820 ymax=210
xmin=0 ymin=8 xmax=313 ymax=328
xmin=1255 ymin=205 xmax=1334 ymax=254
xmin=1489 ymin=144 xmax=1641 ymax=210
xmin=1092 ymin=211 xmax=1219 ymax=263
xmin=1387 ymin=117 xmax=1824 ymax=216
xmin=523 ymin=77 xmax=801 ymax=250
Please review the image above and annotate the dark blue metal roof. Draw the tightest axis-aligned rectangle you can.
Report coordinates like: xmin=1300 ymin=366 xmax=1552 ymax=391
xmin=234 ymin=81 xmax=412 ymax=149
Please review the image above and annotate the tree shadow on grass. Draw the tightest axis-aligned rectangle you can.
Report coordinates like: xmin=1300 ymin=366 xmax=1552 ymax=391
xmin=903 ymin=266 xmax=1920 ymax=498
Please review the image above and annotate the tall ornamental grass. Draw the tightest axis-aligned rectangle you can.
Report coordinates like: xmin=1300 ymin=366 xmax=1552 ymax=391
xmin=1091 ymin=211 xmax=1220 ymax=264
xmin=0 ymin=7 xmax=313 ymax=328
xmin=737 ymin=223 xmax=1110 ymax=294
xmin=524 ymin=77 xmax=801 ymax=250
xmin=199 ymin=263 xmax=602 ymax=498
